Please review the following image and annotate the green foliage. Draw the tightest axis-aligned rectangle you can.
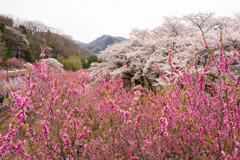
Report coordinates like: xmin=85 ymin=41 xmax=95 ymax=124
xmin=57 ymin=55 xmax=83 ymax=71
xmin=19 ymin=25 xmax=28 ymax=35
xmin=1 ymin=45 xmax=16 ymax=67
xmin=0 ymin=22 xmax=5 ymax=33
xmin=25 ymin=45 xmax=35 ymax=62
xmin=81 ymin=58 xmax=87 ymax=69
xmin=18 ymin=25 xmax=35 ymax=62
xmin=86 ymin=55 xmax=102 ymax=68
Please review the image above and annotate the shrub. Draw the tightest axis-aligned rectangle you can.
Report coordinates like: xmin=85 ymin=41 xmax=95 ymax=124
xmin=6 ymin=57 xmax=22 ymax=68
xmin=85 ymin=54 xmax=102 ymax=68
xmin=57 ymin=55 xmax=82 ymax=71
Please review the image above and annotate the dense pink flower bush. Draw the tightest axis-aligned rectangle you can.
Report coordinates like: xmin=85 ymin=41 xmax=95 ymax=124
xmin=6 ymin=57 xmax=22 ymax=68
xmin=0 ymin=34 xmax=240 ymax=159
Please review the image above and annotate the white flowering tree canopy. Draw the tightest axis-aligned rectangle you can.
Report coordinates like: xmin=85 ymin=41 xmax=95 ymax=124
xmin=24 ymin=62 xmax=34 ymax=69
xmin=5 ymin=26 xmax=29 ymax=46
xmin=41 ymin=58 xmax=63 ymax=69
xmin=89 ymin=12 xmax=240 ymax=88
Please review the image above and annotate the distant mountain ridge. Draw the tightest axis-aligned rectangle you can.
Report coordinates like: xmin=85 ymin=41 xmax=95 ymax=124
xmin=74 ymin=35 xmax=127 ymax=54
xmin=74 ymin=40 xmax=87 ymax=47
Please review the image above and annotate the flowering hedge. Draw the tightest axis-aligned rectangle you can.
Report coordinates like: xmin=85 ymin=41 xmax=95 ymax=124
xmin=0 ymin=35 xmax=239 ymax=159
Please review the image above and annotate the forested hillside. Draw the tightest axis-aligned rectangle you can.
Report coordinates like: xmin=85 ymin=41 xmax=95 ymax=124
xmin=0 ymin=14 xmax=94 ymax=70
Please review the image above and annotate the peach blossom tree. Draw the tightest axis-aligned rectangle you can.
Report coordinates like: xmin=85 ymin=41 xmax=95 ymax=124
xmin=6 ymin=57 xmax=22 ymax=68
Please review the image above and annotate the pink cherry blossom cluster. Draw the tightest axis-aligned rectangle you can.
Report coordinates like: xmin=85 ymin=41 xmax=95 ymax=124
xmin=40 ymin=50 xmax=45 ymax=58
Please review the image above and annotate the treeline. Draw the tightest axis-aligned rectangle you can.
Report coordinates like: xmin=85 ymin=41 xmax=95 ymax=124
xmin=0 ymin=14 xmax=98 ymax=71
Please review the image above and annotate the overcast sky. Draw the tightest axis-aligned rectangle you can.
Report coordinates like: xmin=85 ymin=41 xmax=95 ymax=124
xmin=0 ymin=0 xmax=240 ymax=43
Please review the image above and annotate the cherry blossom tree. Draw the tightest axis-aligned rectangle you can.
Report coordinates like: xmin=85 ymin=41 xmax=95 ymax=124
xmin=89 ymin=12 xmax=240 ymax=89
xmin=41 ymin=58 xmax=63 ymax=69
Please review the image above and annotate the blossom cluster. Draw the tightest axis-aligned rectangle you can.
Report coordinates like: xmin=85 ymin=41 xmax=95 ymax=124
xmin=41 ymin=58 xmax=63 ymax=69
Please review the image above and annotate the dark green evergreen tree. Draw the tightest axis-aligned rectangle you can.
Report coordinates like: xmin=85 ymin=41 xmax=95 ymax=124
xmin=86 ymin=55 xmax=102 ymax=68
xmin=0 ymin=22 xmax=5 ymax=33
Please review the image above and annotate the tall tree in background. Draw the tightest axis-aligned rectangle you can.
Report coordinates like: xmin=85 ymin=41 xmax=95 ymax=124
xmin=86 ymin=55 xmax=102 ymax=68
xmin=19 ymin=25 xmax=35 ymax=62
xmin=0 ymin=22 xmax=5 ymax=32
